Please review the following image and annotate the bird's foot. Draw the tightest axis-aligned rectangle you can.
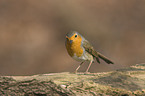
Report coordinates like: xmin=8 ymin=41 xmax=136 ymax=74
xmin=84 ymin=71 xmax=90 ymax=74
xmin=72 ymin=70 xmax=78 ymax=74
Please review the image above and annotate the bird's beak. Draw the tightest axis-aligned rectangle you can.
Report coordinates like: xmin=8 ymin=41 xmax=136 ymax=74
xmin=66 ymin=36 xmax=73 ymax=44
xmin=69 ymin=40 xmax=73 ymax=44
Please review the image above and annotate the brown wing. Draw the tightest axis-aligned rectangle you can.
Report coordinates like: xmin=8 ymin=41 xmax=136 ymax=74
xmin=83 ymin=40 xmax=114 ymax=64
xmin=82 ymin=40 xmax=100 ymax=63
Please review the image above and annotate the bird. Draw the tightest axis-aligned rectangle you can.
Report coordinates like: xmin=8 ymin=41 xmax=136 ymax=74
xmin=65 ymin=31 xmax=114 ymax=73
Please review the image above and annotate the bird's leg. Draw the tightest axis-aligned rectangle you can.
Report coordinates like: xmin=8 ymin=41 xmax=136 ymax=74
xmin=85 ymin=61 xmax=93 ymax=73
xmin=75 ymin=61 xmax=84 ymax=73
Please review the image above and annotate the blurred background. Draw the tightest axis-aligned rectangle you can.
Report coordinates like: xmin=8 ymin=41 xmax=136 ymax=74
xmin=0 ymin=0 xmax=145 ymax=75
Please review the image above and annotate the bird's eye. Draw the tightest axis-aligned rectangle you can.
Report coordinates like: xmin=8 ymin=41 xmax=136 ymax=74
xmin=75 ymin=35 xmax=77 ymax=38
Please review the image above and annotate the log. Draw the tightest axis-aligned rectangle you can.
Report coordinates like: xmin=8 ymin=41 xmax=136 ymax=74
xmin=0 ymin=64 xmax=145 ymax=96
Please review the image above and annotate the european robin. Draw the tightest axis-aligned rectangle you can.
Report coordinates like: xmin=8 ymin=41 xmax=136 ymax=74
xmin=65 ymin=31 xmax=114 ymax=73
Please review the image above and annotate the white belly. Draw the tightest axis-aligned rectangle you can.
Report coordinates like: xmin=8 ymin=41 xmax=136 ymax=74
xmin=72 ymin=52 xmax=93 ymax=62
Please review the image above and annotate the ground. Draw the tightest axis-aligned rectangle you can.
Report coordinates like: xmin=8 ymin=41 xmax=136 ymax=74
xmin=0 ymin=64 xmax=145 ymax=96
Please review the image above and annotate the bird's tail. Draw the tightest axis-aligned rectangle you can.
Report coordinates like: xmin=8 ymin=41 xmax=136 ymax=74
xmin=97 ymin=52 xmax=114 ymax=64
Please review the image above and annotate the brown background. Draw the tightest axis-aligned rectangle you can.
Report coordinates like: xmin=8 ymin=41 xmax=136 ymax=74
xmin=0 ymin=0 xmax=145 ymax=75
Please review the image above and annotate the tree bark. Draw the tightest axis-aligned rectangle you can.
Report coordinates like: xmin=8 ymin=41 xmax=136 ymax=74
xmin=0 ymin=64 xmax=145 ymax=96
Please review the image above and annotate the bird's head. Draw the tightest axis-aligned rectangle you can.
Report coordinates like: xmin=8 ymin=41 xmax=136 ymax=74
xmin=66 ymin=31 xmax=82 ymax=44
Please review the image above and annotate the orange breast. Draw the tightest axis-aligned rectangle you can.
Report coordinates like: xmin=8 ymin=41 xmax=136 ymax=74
xmin=66 ymin=37 xmax=84 ymax=57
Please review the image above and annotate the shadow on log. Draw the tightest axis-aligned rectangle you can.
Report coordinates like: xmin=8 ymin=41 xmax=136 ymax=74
xmin=0 ymin=77 xmax=73 ymax=96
